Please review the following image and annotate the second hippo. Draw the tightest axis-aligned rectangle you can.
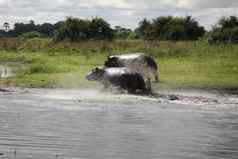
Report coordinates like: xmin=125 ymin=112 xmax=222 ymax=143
xmin=86 ymin=67 xmax=151 ymax=94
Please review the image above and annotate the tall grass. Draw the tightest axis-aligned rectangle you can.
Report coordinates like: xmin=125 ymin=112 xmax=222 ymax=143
xmin=0 ymin=37 xmax=237 ymax=88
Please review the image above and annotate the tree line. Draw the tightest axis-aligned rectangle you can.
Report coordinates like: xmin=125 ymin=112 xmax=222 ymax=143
xmin=208 ymin=16 xmax=238 ymax=44
xmin=135 ymin=16 xmax=205 ymax=41
xmin=0 ymin=20 xmax=63 ymax=38
xmin=1 ymin=16 xmax=238 ymax=43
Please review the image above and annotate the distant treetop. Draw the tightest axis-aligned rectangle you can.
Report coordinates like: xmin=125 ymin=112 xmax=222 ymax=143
xmin=209 ymin=16 xmax=238 ymax=44
xmin=135 ymin=16 xmax=205 ymax=41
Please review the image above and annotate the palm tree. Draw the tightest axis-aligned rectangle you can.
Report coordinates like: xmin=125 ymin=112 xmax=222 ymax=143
xmin=3 ymin=22 xmax=10 ymax=32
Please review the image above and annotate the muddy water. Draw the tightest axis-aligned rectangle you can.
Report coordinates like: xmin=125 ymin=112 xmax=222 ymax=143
xmin=0 ymin=89 xmax=238 ymax=159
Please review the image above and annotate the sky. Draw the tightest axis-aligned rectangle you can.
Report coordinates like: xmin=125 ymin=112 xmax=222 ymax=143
xmin=1 ymin=0 xmax=238 ymax=30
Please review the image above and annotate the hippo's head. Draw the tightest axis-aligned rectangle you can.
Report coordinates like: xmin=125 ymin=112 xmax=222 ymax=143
xmin=86 ymin=67 xmax=105 ymax=81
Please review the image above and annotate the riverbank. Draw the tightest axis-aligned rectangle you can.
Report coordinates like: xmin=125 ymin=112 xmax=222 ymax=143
xmin=0 ymin=38 xmax=237 ymax=90
xmin=0 ymin=87 xmax=237 ymax=109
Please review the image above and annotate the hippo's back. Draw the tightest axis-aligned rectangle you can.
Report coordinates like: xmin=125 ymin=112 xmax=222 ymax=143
xmin=112 ymin=53 xmax=144 ymax=61
xmin=104 ymin=67 xmax=132 ymax=77
xmin=106 ymin=53 xmax=158 ymax=71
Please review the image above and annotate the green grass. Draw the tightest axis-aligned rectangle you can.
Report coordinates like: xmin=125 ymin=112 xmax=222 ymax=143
xmin=159 ymin=57 xmax=238 ymax=88
xmin=0 ymin=38 xmax=237 ymax=89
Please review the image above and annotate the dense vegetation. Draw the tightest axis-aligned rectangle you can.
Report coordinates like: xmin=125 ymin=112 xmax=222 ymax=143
xmin=208 ymin=16 xmax=238 ymax=44
xmin=55 ymin=17 xmax=114 ymax=41
xmin=0 ymin=20 xmax=62 ymax=37
xmin=135 ymin=16 xmax=205 ymax=41
xmin=2 ymin=15 xmax=238 ymax=43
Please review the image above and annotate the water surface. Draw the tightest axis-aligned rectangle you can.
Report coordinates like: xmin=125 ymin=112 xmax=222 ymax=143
xmin=0 ymin=89 xmax=237 ymax=159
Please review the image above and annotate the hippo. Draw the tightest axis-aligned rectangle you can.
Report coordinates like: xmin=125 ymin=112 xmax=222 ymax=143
xmin=86 ymin=67 xmax=151 ymax=94
xmin=104 ymin=53 xmax=159 ymax=82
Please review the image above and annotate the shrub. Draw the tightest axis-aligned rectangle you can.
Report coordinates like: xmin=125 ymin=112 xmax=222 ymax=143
xmin=89 ymin=17 xmax=114 ymax=40
xmin=136 ymin=16 xmax=205 ymax=41
xmin=209 ymin=16 xmax=238 ymax=44
xmin=54 ymin=17 xmax=114 ymax=42
xmin=21 ymin=31 xmax=42 ymax=39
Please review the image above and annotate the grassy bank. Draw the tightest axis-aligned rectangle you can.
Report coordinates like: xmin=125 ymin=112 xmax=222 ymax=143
xmin=0 ymin=38 xmax=237 ymax=89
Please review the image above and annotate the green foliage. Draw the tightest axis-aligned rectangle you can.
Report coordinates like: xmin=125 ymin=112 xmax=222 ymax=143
xmin=37 ymin=23 xmax=55 ymax=37
xmin=55 ymin=17 xmax=90 ymax=41
xmin=89 ymin=17 xmax=114 ymax=40
xmin=21 ymin=31 xmax=42 ymax=39
xmin=218 ymin=16 xmax=238 ymax=28
xmin=127 ymin=31 xmax=139 ymax=40
xmin=54 ymin=17 xmax=114 ymax=42
xmin=114 ymin=26 xmax=134 ymax=39
xmin=136 ymin=16 xmax=205 ymax=41
xmin=135 ymin=19 xmax=153 ymax=40
xmin=3 ymin=15 xmax=238 ymax=44
xmin=25 ymin=62 xmax=70 ymax=74
xmin=3 ymin=20 xmax=60 ymax=37
xmin=14 ymin=20 xmax=37 ymax=36
xmin=209 ymin=16 xmax=238 ymax=44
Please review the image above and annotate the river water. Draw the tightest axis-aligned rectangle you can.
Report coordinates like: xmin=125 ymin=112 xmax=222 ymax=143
xmin=0 ymin=89 xmax=238 ymax=159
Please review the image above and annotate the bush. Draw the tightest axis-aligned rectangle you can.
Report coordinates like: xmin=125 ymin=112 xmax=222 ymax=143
xmin=114 ymin=26 xmax=135 ymax=39
xmin=89 ymin=17 xmax=114 ymax=40
xmin=209 ymin=16 xmax=238 ymax=44
xmin=135 ymin=16 xmax=205 ymax=41
xmin=21 ymin=31 xmax=42 ymax=39
xmin=54 ymin=17 xmax=114 ymax=42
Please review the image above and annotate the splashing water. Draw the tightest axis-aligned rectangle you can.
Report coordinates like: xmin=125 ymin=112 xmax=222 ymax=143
xmin=36 ymin=89 xmax=158 ymax=102
xmin=0 ymin=65 xmax=14 ymax=78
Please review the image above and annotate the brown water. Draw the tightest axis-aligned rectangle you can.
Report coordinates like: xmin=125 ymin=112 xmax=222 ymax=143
xmin=0 ymin=89 xmax=238 ymax=159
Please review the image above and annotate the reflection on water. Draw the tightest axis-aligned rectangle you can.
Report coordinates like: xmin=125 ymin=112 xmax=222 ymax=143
xmin=0 ymin=91 xmax=237 ymax=159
